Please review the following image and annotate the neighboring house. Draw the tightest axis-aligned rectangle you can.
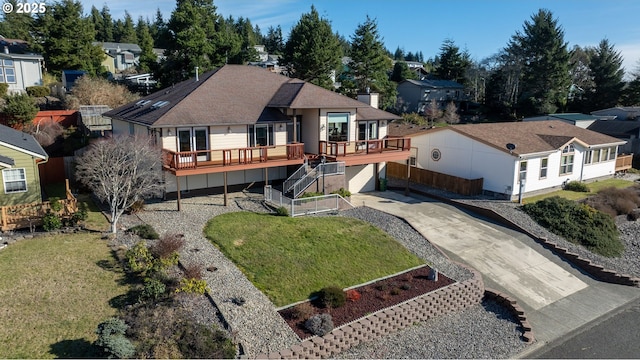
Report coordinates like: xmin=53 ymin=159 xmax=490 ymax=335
xmin=389 ymin=120 xmax=626 ymax=200
xmin=522 ymin=113 xmax=602 ymax=129
xmin=396 ymin=79 xmax=465 ymax=114
xmin=101 ymin=52 xmax=116 ymax=74
xmin=104 ymin=65 xmax=410 ymax=202
xmin=591 ymin=107 xmax=640 ymax=121
xmin=93 ymin=42 xmax=142 ymax=72
xmin=0 ymin=46 xmax=44 ymax=94
xmin=588 ymin=120 xmax=640 ymax=154
xmin=62 ymin=70 xmax=87 ymax=92
xmin=0 ymin=124 xmax=48 ymax=206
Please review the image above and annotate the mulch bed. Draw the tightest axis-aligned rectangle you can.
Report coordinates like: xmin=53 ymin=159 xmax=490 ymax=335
xmin=278 ymin=266 xmax=454 ymax=339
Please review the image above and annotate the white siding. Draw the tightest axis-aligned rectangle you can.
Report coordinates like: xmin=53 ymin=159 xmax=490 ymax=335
xmin=5 ymin=58 xmax=43 ymax=93
xmin=211 ymin=125 xmax=247 ymax=149
xmin=346 ymin=164 xmax=377 ymax=193
xmin=164 ymin=167 xmax=288 ymax=193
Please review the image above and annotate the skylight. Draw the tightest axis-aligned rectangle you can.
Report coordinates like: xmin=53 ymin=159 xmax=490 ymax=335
xmin=151 ymin=101 xmax=169 ymax=109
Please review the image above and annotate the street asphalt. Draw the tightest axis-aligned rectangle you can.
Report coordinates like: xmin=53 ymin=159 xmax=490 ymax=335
xmin=350 ymin=191 xmax=640 ymax=358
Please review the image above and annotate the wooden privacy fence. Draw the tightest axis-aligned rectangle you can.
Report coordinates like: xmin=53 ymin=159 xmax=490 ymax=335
xmin=387 ymin=162 xmax=484 ymax=196
xmin=1 ymin=180 xmax=77 ymax=231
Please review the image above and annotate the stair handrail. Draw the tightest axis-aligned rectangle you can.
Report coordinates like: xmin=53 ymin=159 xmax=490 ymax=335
xmin=283 ymin=158 xmax=309 ymax=193
xmin=291 ymin=161 xmax=346 ymax=198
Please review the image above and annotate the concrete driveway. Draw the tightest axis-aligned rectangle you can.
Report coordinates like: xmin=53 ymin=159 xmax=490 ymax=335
xmin=350 ymin=190 xmax=640 ymax=347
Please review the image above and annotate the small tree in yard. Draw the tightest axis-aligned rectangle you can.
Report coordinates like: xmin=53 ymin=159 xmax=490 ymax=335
xmin=442 ymin=101 xmax=460 ymax=124
xmin=76 ymin=135 xmax=163 ymax=234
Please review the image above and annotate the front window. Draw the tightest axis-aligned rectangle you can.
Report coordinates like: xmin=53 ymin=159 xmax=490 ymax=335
xmin=3 ymin=168 xmax=27 ymax=193
xmin=519 ymin=161 xmax=527 ymax=183
xmin=540 ymin=158 xmax=548 ymax=179
xmin=0 ymin=59 xmax=15 ymax=83
xmin=357 ymin=121 xmax=378 ymax=141
xmin=328 ymin=113 xmax=348 ymax=142
xmin=560 ymin=154 xmax=574 ymax=175
xmin=249 ymin=124 xmax=274 ymax=146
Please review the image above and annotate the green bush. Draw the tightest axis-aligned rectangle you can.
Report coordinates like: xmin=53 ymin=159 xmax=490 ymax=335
xmin=94 ymin=317 xmax=136 ymax=359
xmin=42 ymin=210 xmax=62 ymax=231
xmin=125 ymin=241 xmax=155 ymax=274
xmin=522 ymin=196 xmax=623 ymax=257
xmin=126 ymin=224 xmax=159 ymax=239
xmin=316 ymin=286 xmax=346 ymax=308
xmin=300 ymin=191 xmax=323 ymax=198
xmin=0 ymin=83 xmax=8 ymax=97
xmin=564 ymin=181 xmax=590 ymax=193
xmin=177 ymin=323 xmax=236 ymax=359
xmin=176 ymin=278 xmax=209 ymax=295
xmin=275 ymin=206 xmax=289 ymax=217
xmin=140 ymin=278 xmax=166 ymax=301
xmin=26 ymin=85 xmax=51 ymax=97
xmin=330 ymin=187 xmax=351 ymax=198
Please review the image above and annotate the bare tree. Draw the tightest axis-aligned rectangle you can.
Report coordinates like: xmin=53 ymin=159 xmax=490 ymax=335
xmin=424 ymin=99 xmax=442 ymax=126
xmin=76 ymin=135 xmax=163 ymax=234
xmin=442 ymin=102 xmax=461 ymax=124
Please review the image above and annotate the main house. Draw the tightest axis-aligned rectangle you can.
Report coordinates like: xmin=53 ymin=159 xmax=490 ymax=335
xmin=0 ymin=124 xmax=48 ymax=206
xmin=104 ymin=65 xmax=411 ymax=203
xmin=389 ymin=120 xmax=626 ymax=200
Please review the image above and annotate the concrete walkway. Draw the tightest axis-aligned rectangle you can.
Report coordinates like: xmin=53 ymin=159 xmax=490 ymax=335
xmin=350 ymin=191 xmax=640 ymax=351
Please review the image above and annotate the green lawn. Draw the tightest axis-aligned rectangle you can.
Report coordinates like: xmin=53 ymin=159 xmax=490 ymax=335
xmin=0 ymin=233 xmax=129 ymax=358
xmin=524 ymin=178 xmax=635 ymax=203
xmin=44 ymin=182 xmax=110 ymax=232
xmin=204 ymin=212 xmax=424 ymax=307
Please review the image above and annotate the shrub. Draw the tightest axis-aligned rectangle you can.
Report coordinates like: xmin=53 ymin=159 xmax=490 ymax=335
xmin=176 ymin=278 xmax=209 ymax=295
xmin=390 ymin=287 xmax=401 ymax=295
xmin=275 ymin=206 xmax=289 ymax=217
xmin=182 ymin=263 xmax=203 ymax=280
xmin=127 ymin=224 xmax=159 ymax=239
xmin=3 ymin=92 xmax=38 ymax=126
xmin=0 ymin=82 xmax=8 ymax=97
xmin=400 ymin=283 xmax=412 ymax=291
xmin=150 ymin=233 xmax=185 ymax=259
xmin=291 ymin=302 xmax=315 ymax=319
xmin=126 ymin=241 xmax=155 ymax=274
xmin=330 ymin=187 xmax=351 ymax=198
xmin=522 ymin=196 xmax=623 ymax=257
xmin=68 ymin=203 xmax=89 ymax=226
xmin=316 ymin=286 xmax=346 ymax=308
xmin=628 ymin=211 xmax=640 ymax=221
xmin=304 ymin=313 xmax=334 ymax=336
xmin=584 ymin=186 xmax=640 ymax=217
xmin=177 ymin=323 xmax=236 ymax=359
xmin=49 ymin=197 xmax=63 ymax=212
xmin=26 ymin=85 xmax=51 ymax=97
xmin=94 ymin=317 xmax=136 ymax=359
xmin=300 ymin=191 xmax=323 ymax=198
xmin=140 ymin=278 xmax=166 ymax=301
xmin=42 ymin=210 xmax=62 ymax=231
xmin=564 ymin=180 xmax=590 ymax=193
xmin=345 ymin=289 xmax=361 ymax=302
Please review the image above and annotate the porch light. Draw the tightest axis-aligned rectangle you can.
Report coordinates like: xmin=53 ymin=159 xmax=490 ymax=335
xmin=279 ymin=124 xmax=284 ymax=130
xmin=167 ymin=129 xmax=172 ymax=135
xmin=320 ymin=124 xmax=326 ymax=131
xmin=227 ymin=126 xmax=232 ymax=133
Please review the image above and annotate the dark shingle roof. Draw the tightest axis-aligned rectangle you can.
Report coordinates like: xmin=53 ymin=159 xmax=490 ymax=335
xmin=587 ymin=120 xmax=640 ymax=137
xmin=105 ymin=65 xmax=399 ymax=127
xmin=402 ymin=79 xmax=464 ymax=89
xmin=0 ymin=124 xmax=48 ymax=159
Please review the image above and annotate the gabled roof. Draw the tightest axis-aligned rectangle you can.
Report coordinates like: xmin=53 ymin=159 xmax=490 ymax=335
xmin=0 ymin=124 xmax=47 ymax=159
xmin=93 ymin=42 xmax=142 ymax=53
xmin=588 ymin=120 xmax=640 ymax=137
xmin=104 ymin=65 xmax=400 ymax=127
xmin=401 ymin=79 xmax=464 ymax=89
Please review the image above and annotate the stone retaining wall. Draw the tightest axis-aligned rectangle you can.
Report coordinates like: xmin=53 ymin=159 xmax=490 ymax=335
xmin=484 ymin=288 xmax=535 ymax=343
xmin=255 ymin=266 xmax=484 ymax=359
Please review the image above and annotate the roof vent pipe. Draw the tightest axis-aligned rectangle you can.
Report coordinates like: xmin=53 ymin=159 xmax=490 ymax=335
xmin=3 ymin=46 xmax=8 ymax=54
xmin=195 ymin=66 xmax=199 ymax=82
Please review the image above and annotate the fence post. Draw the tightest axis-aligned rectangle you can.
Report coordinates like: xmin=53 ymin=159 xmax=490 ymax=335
xmin=1 ymin=206 xmax=6 ymax=230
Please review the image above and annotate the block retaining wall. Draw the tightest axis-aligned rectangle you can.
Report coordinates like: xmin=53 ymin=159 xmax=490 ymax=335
xmin=484 ymin=287 xmax=535 ymax=343
xmin=400 ymin=186 xmax=640 ymax=288
xmin=255 ymin=266 xmax=484 ymax=359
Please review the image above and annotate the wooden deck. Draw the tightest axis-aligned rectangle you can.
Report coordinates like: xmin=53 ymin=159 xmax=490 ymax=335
xmin=615 ymin=154 xmax=633 ymax=172
xmin=319 ymin=137 xmax=412 ymax=166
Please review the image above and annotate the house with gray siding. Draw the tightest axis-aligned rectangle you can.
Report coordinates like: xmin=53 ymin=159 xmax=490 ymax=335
xmin=396 ymin=79 xmax=465 ymax=114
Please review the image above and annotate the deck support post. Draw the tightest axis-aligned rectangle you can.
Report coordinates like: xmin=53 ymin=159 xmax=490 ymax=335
xmin=176 ymin=175 xmax=181 ymax=211
xmin=223 ymin=172 xmax=228 ymax=206
xmin=405 ymin=159 xmax=411 ymax=196
xmin=265 ymin=167 xmax=269 ymax=186
xmin=374 ymin=162 xmax=380 ymax=191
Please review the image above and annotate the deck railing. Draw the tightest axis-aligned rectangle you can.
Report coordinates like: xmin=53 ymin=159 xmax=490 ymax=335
xmin=163 ymin=143 xmax=305 ymax=171
xmin=319 ymin=137 xmax=411 ymax=157
xmin=264 ymin=185 xmax=354 ymax=216
xmin=0 ymin=179 xmax=78 ymax=231
xmin=615 ymin=154 xmax=633 ymax=172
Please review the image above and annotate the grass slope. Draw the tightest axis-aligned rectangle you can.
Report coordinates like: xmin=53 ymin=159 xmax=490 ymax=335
xmin=0 ymin=234 xmax=129 ymax=358
xmin=204 ymin=212 xmax=424 ymax=307
xmin=524 ymin=178 xmax=634 ymax=203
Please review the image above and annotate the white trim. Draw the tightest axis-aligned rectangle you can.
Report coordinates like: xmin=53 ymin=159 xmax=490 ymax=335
xmin=2 ymin=168 xmax=27 ymax=194
xmin=0 ymin=141 xmax=47 ymax=160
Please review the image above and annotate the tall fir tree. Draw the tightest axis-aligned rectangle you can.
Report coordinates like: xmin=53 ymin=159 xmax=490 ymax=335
xmin=100 ymin=5 xmax=114 ymax=42
xmin=587 ymin=39 xmax=625 ymax=110
xmin=347 ymin=16 xmax=395 ymax=109
xmin=31 ymin=0 xmax=104 ymax=76
xmin=281 ymin=5 xmax=343 ymax=89
xmin=136 ymin=18 xmax=157 ymax=73
xmin=151 ymin=8 xmax=170 ymax=49
xmin=390 ymin=61 xmax=418 ymax=83
xmin=115 ymin=11 xmax=137 ymax=43
xmin=508 ymin=9 xmax=571 ymax=116
xmin=89 ymin=6 xmax=104 ymax=41
xmin=435 ymin=39 xmax=471 ymax=85
xmin=0 ymin=0 xmax=33 ymax=40
xmin=228 ymin=16 xmax=259 ymax=64
xmin=264 ymin=25 xmax=284 ymax=55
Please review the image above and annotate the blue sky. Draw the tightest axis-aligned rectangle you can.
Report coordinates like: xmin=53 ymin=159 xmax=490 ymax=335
xmin=80 ymin=0 xmax=640 ymax=76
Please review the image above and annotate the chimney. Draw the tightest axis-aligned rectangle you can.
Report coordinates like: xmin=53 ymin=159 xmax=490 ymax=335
xmin=357 ymin=91 xmax=379 ymax=109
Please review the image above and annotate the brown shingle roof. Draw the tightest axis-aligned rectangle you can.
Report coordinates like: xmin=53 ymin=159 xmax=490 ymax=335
xmin=447 ymin=120 xmax=625 ymax=156
xmin=104 ymin=65 xmax=399 ymax=127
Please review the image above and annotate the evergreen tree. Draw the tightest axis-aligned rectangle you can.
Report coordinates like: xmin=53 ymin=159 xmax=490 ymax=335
xmin=508 ymin=9 xmax=570 ymax=116
xmin=390 ymin=61 xmax=418 ymax=82
xmin=136 ymin=18 xmax=157 ymax=73
xmin=435 ymin=39 xmax=471 ymax=85
xmin=151 ymin=8 xmax=169 ymax=49
xmin=0 ymin=0 xmax=33 ymax=40
xmin=281 ymin=6 xmax=343 ymax=89
xmin=89 ymin=6 xmax=104 ymax=41
xmin=228 ymin=16 xmax=259 ymax=64
xmin=587 ymin=39 xmax=625 ymax=110
xmin=393 ymin=46 xmax=404 ymax=61
xmin=348 ymin=16 xmax=395 ymax=108
xmin=116 ymin=11 xmax=137 ymax=43
xmin=100 ymin=5 xmax=114 ymax=42
xmin=31 ymin=0 xmax=105 ymax=76
xmin=264 ymin=25 xmax=284 ymax=55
